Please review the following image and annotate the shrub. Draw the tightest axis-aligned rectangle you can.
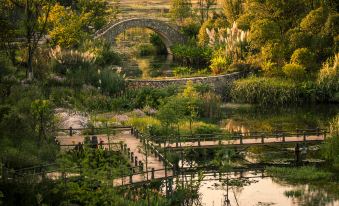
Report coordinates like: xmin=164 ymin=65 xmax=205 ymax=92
xmin=321 ymin=115 xmax=339 ymax=170
xmin=150 ymin=33 xmax=168 ymax=55
xmin=227 ymin=63 xmax=254 ymax=73
xmin=99 ymin=69 xmax=125 ymax=96
xmin=209 ymin=49 xmax=231 ymax=75
xmin=261 ymin=61 xmax=283 ymax=77
xmin=173 ymin=66 xmax=192 ymax=77
xmin=95 ymin=45 xmax=122 ymax=67
xmin=300 ymin=7 xmax=328 ymax=34
xmin=194 ymin=124 xmax=221 ymax=134
xmin=290 ymin=48 xmax=316 ymax=71
xmin=318 ymin=53 xmax=339 ymax=101
xmin=231 ymin=77 xmax=300 ymax=106
xmin=137 ymin=43 xmax=156 ymax=56
xmin=282 ymin=63 xmax=306 ymax=81
xmin=125 ymin=116 xmax=161 ymax=133
xmin=171 ymin=43 xmax=212 ymax=68
xmin=199 ymin=92 xmax=222 ymax=119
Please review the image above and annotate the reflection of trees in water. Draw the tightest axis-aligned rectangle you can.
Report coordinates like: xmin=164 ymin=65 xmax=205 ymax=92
xmin=221 ymin=104 xmax=339 ymax=132
xmin=284 ymin=185 xmax=338 ymax=206
xmin=175 ymin=172 xmax=204 ymax=206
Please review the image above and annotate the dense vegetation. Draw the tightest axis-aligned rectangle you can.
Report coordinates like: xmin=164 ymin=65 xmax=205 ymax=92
xmin=0 ymin=0 xmax=339 ymax=205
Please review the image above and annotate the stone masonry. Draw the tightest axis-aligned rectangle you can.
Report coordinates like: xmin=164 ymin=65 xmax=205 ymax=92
xmin=126 ymin=72 xmax=245 ymax=93
xmin=94 ymin=18 xmax=185 ymax=53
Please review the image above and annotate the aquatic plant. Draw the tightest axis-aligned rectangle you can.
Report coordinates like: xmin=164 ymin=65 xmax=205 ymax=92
xmin=266 ymin=166 xmax=332 ymax=183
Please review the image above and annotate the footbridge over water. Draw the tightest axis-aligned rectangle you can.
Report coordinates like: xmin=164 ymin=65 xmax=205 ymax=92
xmin=3 ymin=127 xmax=327 ymax=191
xmin=94 ymin=18 xmax=186 ymax=53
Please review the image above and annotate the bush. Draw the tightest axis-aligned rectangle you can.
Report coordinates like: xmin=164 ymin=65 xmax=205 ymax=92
xmin=282 ymin=63 xmax=306 ymax=81
xmin=137 ymin=43 xmax=156 ymax=56
xmin=321 ymin=115 xmax=339 ymax=170
xmin=194 ymin=124 xmax=221 ymax=134
xmin=210 ymin=55 xmax=230 ymax=75
xmin=261 ymin=61 xmax=283 ymax=77
xmin=318 ymin=53 xmax=339 ymax=101
xmin=300 ymin=7 xmax=328 ymax=34
xmin=95 ymin=45 xmax=122 ymax=67
xmin=150 ymin=33 xmax=168 ymax=55
xmin=99 ymin=69 xmax=125 ymax=96
xmin=171 ymin=43 xmax=212 ymax=68
xmin=227 ymin=63 xmax=254 ymax=73
xmin=231 ymin=76 xmax=300 ymax=106
xmin=290 ymin=48 xmax=316 ymax=71
xmin=173 ymin=66 xmax=192 ymax=77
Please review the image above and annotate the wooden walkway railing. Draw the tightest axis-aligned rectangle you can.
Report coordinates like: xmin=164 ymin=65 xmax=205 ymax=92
xmin=3 ymin=126 xmax=325 ymax=187
xmin=148 ymin=128 xmax=327 ymax=150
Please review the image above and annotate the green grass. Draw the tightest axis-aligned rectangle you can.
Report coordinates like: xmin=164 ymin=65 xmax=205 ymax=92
xmin=266 ymin=166 xmax=332 ymax=183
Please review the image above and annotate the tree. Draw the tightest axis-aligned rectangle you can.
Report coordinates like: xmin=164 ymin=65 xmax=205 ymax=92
xmin=48 ymin=3 xmax=87 ymax=48
xmin=223 ymin=0 xmax=244 ymax=24
xmin=300 ymin=7 xmax=329 ymax=35
xmin=250 ymin=19 xmax=280 ymax=49
xmin=170 ymin=0 xmax=192 ymax=23
xmin=0 ymin=0 xmax=20 ymax=64
xmin=197 ymin=0 xmax=217 ymax=24
xmin=282 ymin=63 xmax=306 ymax=81
xmin=10 ymin=0 xmax=54 ymax=80
xmin=290 ymin=48 xmax=317 ymax=71
xmin=31 ymin=99 xmax=54 ymax=142
xmin=181 ymin=81 xmax=200 ymax=136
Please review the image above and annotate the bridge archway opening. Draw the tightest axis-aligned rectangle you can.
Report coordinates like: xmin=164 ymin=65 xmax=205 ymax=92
xmin=95 ymin=18 xmax=185 ymax=55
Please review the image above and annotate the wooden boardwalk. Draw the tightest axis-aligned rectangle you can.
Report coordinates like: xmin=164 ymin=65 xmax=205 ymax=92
xmin=56 ymin=129 xmax=173 ymax=186
xmin=160 ymin=135 xmax=326 ymax=150
xmin=54 ymin=127 xmax=327 ymax=186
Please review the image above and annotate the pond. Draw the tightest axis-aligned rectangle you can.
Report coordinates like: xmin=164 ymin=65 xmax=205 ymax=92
xmin=161 ymin=171 xmax=339 ymax=206
xmin=220 ymin=104 xmax=339 ymax=133
xmin=120 ymin=54 xmax=176 ymax=78
xmin=198 ymin=175 xmax=339 ymax=206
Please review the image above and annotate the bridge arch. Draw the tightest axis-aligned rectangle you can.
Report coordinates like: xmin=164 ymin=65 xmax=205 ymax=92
xmin=94 ymin=18 xmax=185 ymax=54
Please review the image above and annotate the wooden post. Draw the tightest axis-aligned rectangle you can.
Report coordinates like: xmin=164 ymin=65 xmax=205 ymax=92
xmin=176 ymin=136 xmax=178 ymax=147
xmin=139 ymin=161 xmax=143 ymax=171
xmin=129 ymin=174 xmax=133 ymax=184
xmin=261 ymin=134 xmax=265 ymax=144
xmin=151 ymin=168 xmax=155 ymax=179
xmin=135 ymin=156 xmax=138 ymax=166
xmin=317 ymin=127 xmax=320 ymax=136
xmin=282 ymin=133 xmax=285 ymax=142
xmin=303 ymin=132 xmax=306 ymax=142
xmin=198 ymin=136 xmax=201 ymax=147
xmin=130 ymin=152 xmax=134 ymax=162
xmin=240 ymin=134 xmax=243 ymax=144
xmin=69 ymin=127 xmax=73 ymax=136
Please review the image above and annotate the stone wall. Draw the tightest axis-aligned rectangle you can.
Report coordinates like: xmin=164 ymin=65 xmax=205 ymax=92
xmin=126 ymin=72 xmax=245 ymax=94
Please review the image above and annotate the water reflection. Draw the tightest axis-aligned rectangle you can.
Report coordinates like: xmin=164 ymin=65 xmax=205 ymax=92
xmin=122 ymin=55 xmax=175 ymax=78
xmin=221 ymin=104 xmax=339 ymax=133
xmin=165 ymin=171 xmax=339 ymax=206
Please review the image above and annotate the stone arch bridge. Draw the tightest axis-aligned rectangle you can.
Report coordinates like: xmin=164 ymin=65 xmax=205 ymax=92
xmin=94 ymin=18 xmax=185 ymax=53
